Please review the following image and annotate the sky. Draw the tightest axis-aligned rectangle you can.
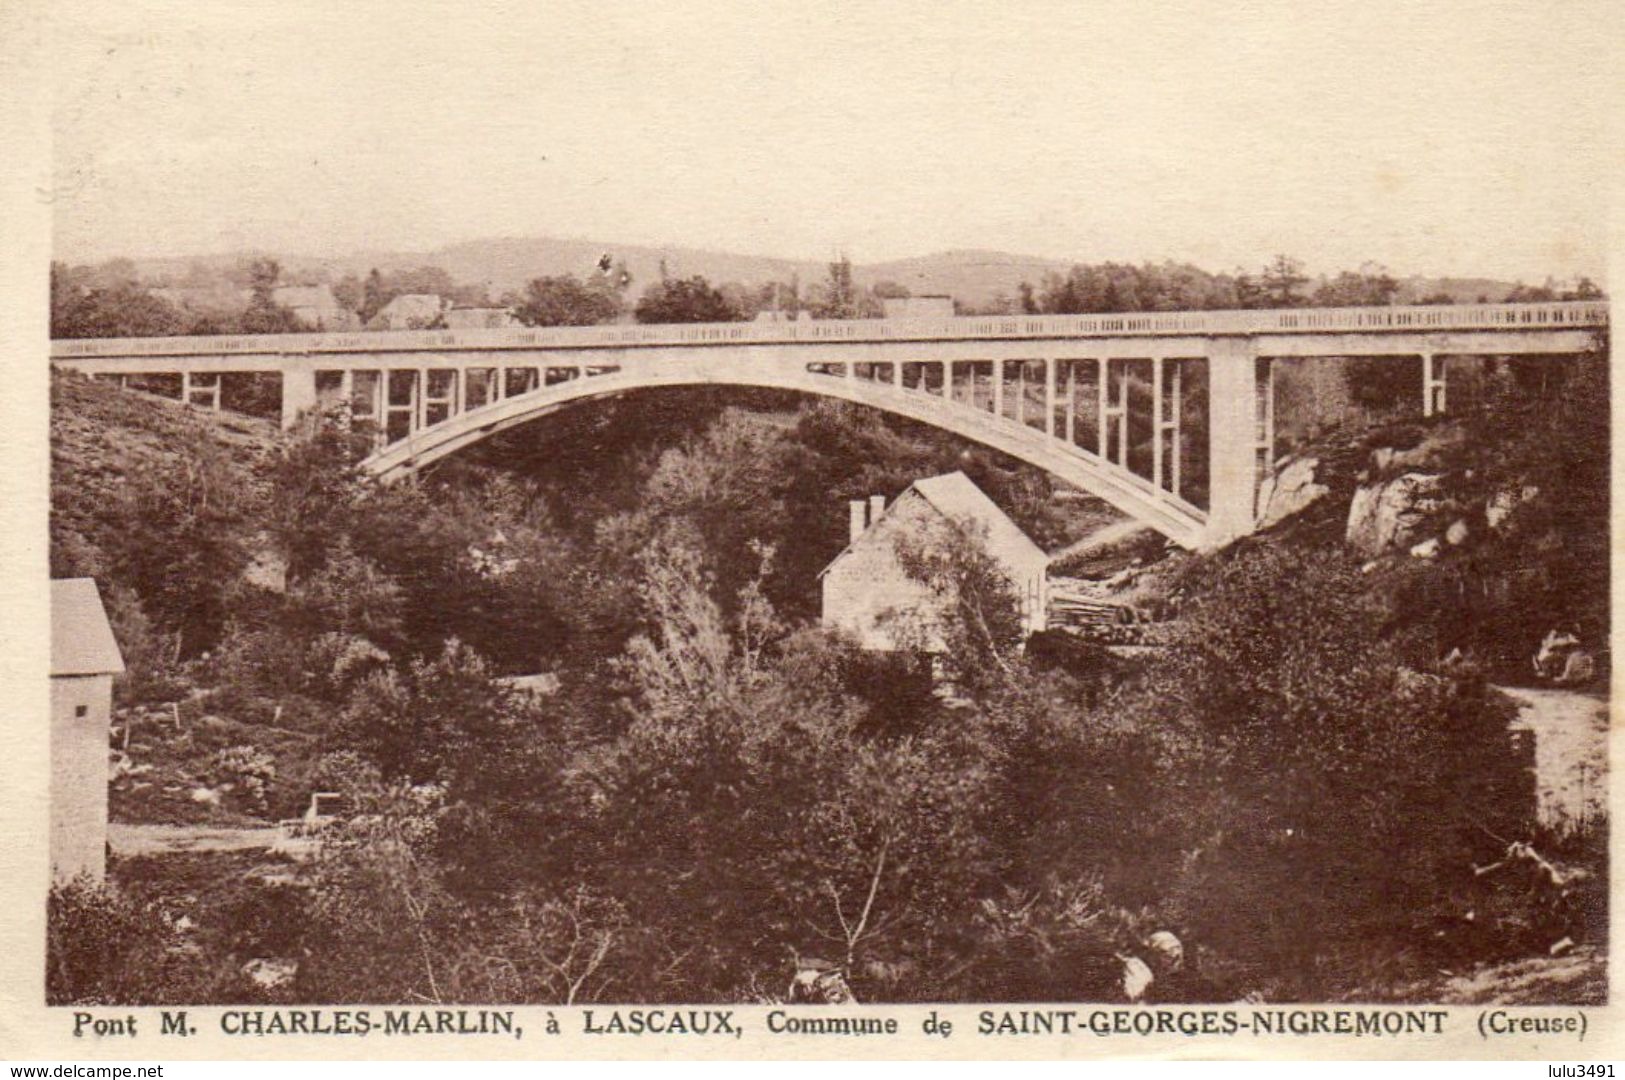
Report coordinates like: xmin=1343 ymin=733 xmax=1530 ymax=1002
xmin=46 ymin=0 xmax=1621 ymax=282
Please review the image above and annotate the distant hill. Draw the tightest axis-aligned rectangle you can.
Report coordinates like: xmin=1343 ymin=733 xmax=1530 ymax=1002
xmin=117 ymin=237 xmax=1535 ymax=311
xmin=854 ymin=249 xmax=1073 ymax=308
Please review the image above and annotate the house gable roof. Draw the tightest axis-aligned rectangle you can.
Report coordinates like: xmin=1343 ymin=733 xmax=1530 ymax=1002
xmin=818 ymin=470 xmax=1047 ymax=578
xmin=910 ymin=471 xmax=1048 ymax=565
xmin=51 ymin=578 xmax=125 ymax=677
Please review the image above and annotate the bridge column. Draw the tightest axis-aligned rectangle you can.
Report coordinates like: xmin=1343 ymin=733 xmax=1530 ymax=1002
xmin=1064 ymin=361 xmax=1077 ymax=443
xmin=1205 ymin=337 xmax=1263 ymax=546
xmin=1096 ymin=359 xmax=1109 ymax=459
xmin=1422 ymin=352 xmax=1446 ymax=416
xmin=1044 ymin=358 xmax=1056 ymax=436
xmin=992 ymin=360 xmax=1004 ymax=418
xmin=280 ymin=362 xmax=318 ymax=429
xmin=1151 ymin=358 xmax=1164 ymax=492
xmin=1165 ymin=361 xmax=1183 ymax=498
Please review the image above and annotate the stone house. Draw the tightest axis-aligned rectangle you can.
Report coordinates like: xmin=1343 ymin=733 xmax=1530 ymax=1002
xmin=50 ymin=579 xmax=125 ymax=883
xmin=819 ymin=471 xmax=1048 ymax=652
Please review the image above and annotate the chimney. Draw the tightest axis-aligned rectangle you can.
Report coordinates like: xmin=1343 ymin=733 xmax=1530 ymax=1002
xmin=849 ymin=500 xmax=867 ymax=544
xmin=869 ymin=494 xmax=885 ymax=524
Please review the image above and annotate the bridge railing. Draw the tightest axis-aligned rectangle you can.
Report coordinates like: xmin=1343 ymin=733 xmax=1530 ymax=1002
xmin=50 ymin=301 xmax=1609 ymax=359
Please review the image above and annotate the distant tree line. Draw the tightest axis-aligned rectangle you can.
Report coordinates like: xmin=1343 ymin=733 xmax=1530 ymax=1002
xmin=50 ymin=250 xmax=1607 ymax=339
xmin=1009 ymin=255 xmax=1605 ymax=316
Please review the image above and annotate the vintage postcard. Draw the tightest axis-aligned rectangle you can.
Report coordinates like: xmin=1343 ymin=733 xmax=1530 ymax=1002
xmin=1 ymin=0 xmax=1620 ymax=1065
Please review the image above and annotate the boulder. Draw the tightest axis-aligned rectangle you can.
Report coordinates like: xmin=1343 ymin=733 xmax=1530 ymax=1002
xmin=1533 ymin=629 xmax=1597 ymax=685
xmin=1255 ymin=457 xmax=1329 ymax=529
xmin=788 ymin=959 xmax=856 ymax=1004
xmin=1346 ymin=473 xmax=1445 ymax=556
xmin=1119 ymin=954 xmax=1154 ymax=1002
xmin=1445 ymin=519 xmax=1470 ymax=546
xmin=1410 ymin=537 xmax=1441 ymax=559
xmin=1145 ymin=930 xmax=1184 ymax=973
xmin=243 ymin=958 xmax=298 ymax=991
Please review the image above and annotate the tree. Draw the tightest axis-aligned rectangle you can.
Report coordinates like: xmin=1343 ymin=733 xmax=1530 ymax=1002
xmin=633 ymin=275 xmax=743 ymax=324
xmin=1504 ymin=282 xmax=1557 ymax=303
xmin=106 ymin=441 xmax=251 ymax=654
xmin=50 ymin=262 xmax=186 ymax=339
xmin=1312 ymin=267 xmax=1399 ymax=307
xmin=1017 ymin=281 xmax=1039 ymax=314
xmin=360 ymin=269 xmax=390 ymax=323
xmin=332 ymin=273 xmax=365 ymax=314
xmin=509 ymin=275 xmax=622 ymax=327
xmin=239 ymin=258 xmax=305 ymax=334
xmin=1259 ymin=254 xmax=1309 ymax=307
xmin=817 ymin=256 xmax=858 ymax=319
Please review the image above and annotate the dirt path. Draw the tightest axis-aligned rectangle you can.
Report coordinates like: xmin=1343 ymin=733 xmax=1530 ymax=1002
xmin=109 ymin=822 xmax=284 ymax=856
xmin=1496 ymin=684 xmax=1609 ymax=832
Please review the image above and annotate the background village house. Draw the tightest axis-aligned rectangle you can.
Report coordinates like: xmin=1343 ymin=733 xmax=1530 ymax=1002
xmin=820 ymin=471 xmax=1048 ymax=652
xmin=366 ymin=293 xmax=450 ymax=330
xmin=50 ymin=578 xmax=124 ymax=883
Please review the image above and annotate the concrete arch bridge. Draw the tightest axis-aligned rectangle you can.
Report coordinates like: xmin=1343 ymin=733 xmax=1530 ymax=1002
xmin=52 ymin=301 xmax=1607 ymax=549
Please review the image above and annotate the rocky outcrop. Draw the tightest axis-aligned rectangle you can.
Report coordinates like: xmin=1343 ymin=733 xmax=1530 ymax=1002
xmin=1255 ymin=457 xmax=1328 ymax=530
xmin=243 ymin=957 xmax=298 ymax=991
xmin=1345 ymin=472 xmax=1446 ymax=556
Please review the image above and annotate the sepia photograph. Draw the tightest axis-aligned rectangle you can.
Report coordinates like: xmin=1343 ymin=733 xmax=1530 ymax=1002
xmin=4 ymin=0 xmax=1619 ymax=1063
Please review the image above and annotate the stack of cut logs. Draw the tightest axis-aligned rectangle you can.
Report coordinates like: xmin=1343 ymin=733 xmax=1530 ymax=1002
xmin=1048 ymin=577 xmax=1139 ymax=637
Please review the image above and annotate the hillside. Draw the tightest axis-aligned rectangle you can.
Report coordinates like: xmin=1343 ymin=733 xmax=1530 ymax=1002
xmin=50 ymin=372 xmax=280 ymax=582
xmin=854 ymin=249 xmax=1073 ymax=306
xmin=119 ymin=237 xmax=1527 ymax=311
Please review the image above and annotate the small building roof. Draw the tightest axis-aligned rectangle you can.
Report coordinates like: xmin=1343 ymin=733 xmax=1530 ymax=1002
xmin=819 ymin=470 xmax=1047 ymax=577
xmin=909 ymin=471 xmax=1048 ymax=565
xmin=51 ymin=578 xmax=125 ymax=677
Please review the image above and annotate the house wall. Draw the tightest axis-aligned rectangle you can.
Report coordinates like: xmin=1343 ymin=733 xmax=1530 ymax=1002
xmin=823 ymin=493 xmax=946 ymax=651
xmin=50 ymin=673 xmax=112 ymax=883
xmin=822 ymin=492 xmax=1048 ymax=649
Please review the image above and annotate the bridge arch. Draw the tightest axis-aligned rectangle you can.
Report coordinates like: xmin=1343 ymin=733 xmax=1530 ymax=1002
xmin=360 ymin=362 xmax=1210 ymax=547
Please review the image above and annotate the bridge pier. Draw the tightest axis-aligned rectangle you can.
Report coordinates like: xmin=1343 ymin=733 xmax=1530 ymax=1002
xmin=280 ymin=363 xmax=318 ymax=429
xmin=1204 ymin=338 xmax=1263 ymax=546
xmin=1043 ymin=358 xmax=1056 ymax=437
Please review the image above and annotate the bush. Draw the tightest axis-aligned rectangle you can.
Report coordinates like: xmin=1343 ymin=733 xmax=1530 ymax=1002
xmin=47 ymin=877 xmax=220 ymax=1005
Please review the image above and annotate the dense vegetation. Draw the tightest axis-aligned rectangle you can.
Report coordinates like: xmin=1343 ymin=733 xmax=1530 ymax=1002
xmin=47 ymin=332 xmax=1607 ymax=1004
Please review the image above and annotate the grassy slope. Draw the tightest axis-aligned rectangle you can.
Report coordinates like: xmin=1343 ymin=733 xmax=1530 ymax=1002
xmin=50 ymin=371 xmax=280 ymax=574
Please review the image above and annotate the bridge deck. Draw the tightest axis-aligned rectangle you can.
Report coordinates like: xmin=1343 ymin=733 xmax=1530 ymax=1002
xmin=50 ymin=301 xmax=1608 ymax=359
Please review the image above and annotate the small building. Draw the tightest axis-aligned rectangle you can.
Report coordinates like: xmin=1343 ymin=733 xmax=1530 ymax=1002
xmin=882 ymin=295 xmax=955 ymax=319
xmin=367 ymin=293 xmax=448 ymax=330
xmin=50 ymin=579 xmax=125 ymax=883
xmin=819 ymin=471 xmax=1048 ymax=652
